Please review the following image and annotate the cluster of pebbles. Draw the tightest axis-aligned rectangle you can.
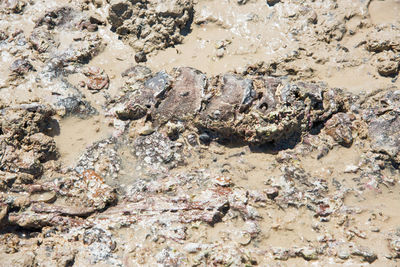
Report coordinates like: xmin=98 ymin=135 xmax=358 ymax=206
xmin=0 ymin=0 xmax=400 ymax=266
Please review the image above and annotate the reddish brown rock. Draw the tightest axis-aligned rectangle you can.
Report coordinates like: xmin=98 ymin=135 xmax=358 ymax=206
xmin=83 ymin=66 xmax=110 ymax=91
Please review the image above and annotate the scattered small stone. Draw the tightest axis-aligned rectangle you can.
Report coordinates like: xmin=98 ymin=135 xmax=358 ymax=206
xmin=216 ymin=48 xmax=225 ymax=58
xmin=199 ymin=133 xmax=211 ymax=144
xmin=135 ymin=51 xmax=147 ymax=63
xmin=299 ymin=247 xmax=318 ymax=261
xmin=266 ymin=0 xmax=280 ymax=6
xmin=264 ymin=187 xmax=279 ymax=200
xmin=138 ymin=124 xmax=155 ymax=136
xmin=344 ymin=165 xmax=359 ymax=173
xmin=351 ymin=247 xmax=378 ymax=263
xmin=10 ymin=59 xmax=33 ymax=75
xmin=214 ymin=176 xmax=233 ymax=187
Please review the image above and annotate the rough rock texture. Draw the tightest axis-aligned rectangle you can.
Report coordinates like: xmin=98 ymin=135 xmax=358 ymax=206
xmin=107 ymin=0 xmax=194 ymax=53
xmin=362 ymin=89 xmax=400 ymax=163
xmin=120 ymin=67 xmax=345 ymax=144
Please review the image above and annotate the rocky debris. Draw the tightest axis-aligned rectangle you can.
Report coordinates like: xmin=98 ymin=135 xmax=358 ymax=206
xmin=388 ymin=231 xmax=400 ymax=258
xmin=361 ymin=90 xmax=400 ymax=164
xmin=29 ymin=26 xmax=57 ymax=55
xmin=83 ymin=66 xmax=110 ymax=91
xmin=4 ymin=169 xmax=116 ymax=229
xmin=55 ymin=95 xmax=97 ymax=117
xmin=324 ymin=113 xmax=355 ymax=147
xmin=0 ymin=106 xmax=58 ymax=176
xmin=107 ymin=0 xmax=194 ymax=53
xmin=351 ymin=246 xmax=378 ymax=263
xmin=134 ymin=51 xmax=147 ymax=63
xmin=0 ymin=0 xmax=26 ymax=14
xmin=366 ymin=28 xmax=400 ymax=53
xmin=35 ymin=6 xmax=76 ymax=30
xmin=376 ymin=51 xmax=400 ymax=77
xmin=9 ymin=58 xmax=33 ymax=75
xmin=131 ymin=131 xmax=184 ymax=173
xmin=266 ymin=0 xmax=280 ymax=6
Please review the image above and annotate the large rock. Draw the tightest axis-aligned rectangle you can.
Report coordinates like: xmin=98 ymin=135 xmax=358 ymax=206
xmin=121 ymin=69 xmax=345 ymax=145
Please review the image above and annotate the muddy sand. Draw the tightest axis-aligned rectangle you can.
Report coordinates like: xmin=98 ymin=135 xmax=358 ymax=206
xmin=0 ymin=0 xmax=400 ymax=266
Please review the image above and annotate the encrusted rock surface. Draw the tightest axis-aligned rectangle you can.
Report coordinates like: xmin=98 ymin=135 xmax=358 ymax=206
xmin=107 ymin=0 xmax=194 ymax=53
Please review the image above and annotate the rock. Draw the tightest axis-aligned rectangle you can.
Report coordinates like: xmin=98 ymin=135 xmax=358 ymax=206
xmin=8 ymin=210 xmax=84 ymax=229
xmin=89 ymin=14 xmax=105 ymax=25
xmin=80 ymin=170 xmax=117 ymax=209
xmin=144 ymin=70 xmax=172 ymax=99
xmin=135 ymin=51 xmax=147 ymax=63
xmin=114 ymin=102 xmax=147 ymax=120
xmin=265 ymin=187 xmax=279 ymax=200
xmin=28 ymin=132 xmax=58 ymax=162
xmin=366 ymin=28 xmax=400 ymax=53
xmin=138 ymin=124 xmax=155 ymax=136
xmin=213 ymin=176 xmax=233 ymax=187
xmin=55 ymin=96 xmax=96 ymax=117
xmin=337 ymin=247 xmax=350 ymax=260
xmin=35 ymin=6 xmax=75 ymax=29
xmin=389 ymin=236 xmax=400 ymax=258
xmin=29 ymin=191 xmax=57 ymax=203
xmin=0 ymin=203 xmax=8 ymax=226
xmin=83 ymin=66 xmax=109 ymax=91
xmin=9 ymin=59 xmax=33 ymax=75
xmin=377 ymin=60 xmax=399 ymax=77
xmin=272 ymin=248 xmax=290 ymax=260
xmin=183 ymin=243 xmax=210 ymax=253
xmin=2 ymin=0 xmax=26 ymax=13
xmin=121 ymin=65 xmax=152 ymax=79
xmin=29 ymin=27 xmax=56 ymax=54
xmin=155 ymin=67 xmax=206 ymax=123
xmin=344 ymin=165 xmax=359 ymax=173
xmin=126 ymin=69 xmax=344 ymax=145
xmin=351 ymin=247 xmax=377 ymax=263
xmin=375 ymin=51 xmax=399 ymax=77
xmin=165 ymin=121 xmax=185 ymax=140
xmin=365 ymin=90 xmax=400 ymax=163
xmin=299 ymin=247 xmax=318 ymax=261
xmin=216 ymin=48 xmax=225 ymax=58
xmin=78 ymin=20 xmax=99 ymax=32
xmin=17 ymin=150 xmax=43 ymax=176
xmin=199 ymin=132 xmax=211 ymax=144
xmin=266 ymin=0 xmax=280 ymax=6
xmin=324 ymin=113 xmax=354 ymax=147
xmin=107 ymin=0 xmax=194 ymax=53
